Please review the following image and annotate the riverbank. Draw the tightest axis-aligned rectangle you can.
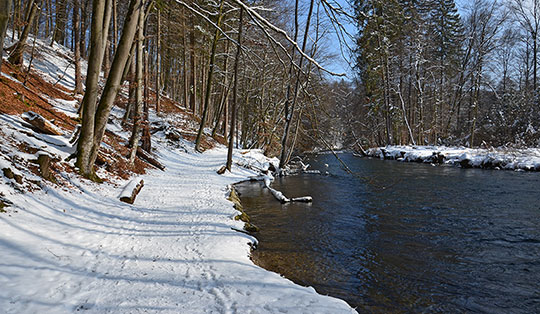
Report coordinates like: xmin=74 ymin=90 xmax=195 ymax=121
xmin=366 ymin=145 xmax=540 ymax=171
xmin=0 ymin=143 xmax=356 ymax=313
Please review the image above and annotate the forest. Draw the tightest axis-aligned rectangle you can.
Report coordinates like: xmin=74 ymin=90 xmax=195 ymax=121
xmin=349 ymin=0 xmax=540 ymax=149
xmin=0 ymin=0 xmax=358 ymax=181
xmin=1 ymin=0 xmax=539 ymax=177
xmin=1 ymin=1 xmax=540 ymax=313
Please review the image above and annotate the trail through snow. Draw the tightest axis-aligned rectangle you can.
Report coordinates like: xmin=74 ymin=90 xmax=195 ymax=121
xmin=0 ymin=29 xmax=355 ymax=313
xmin=0 ymin=146 xmax=356 ymax=313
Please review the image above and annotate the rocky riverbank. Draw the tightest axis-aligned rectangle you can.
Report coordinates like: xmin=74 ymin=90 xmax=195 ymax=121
xmin=366 ymin=146 xmax=540 ymax=171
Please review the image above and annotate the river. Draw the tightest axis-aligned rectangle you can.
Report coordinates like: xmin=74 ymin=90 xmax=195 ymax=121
xmin=236 ymin=153 xmax=540 ymax=313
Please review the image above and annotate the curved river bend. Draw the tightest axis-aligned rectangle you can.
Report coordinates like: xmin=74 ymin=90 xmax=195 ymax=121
xmin=236 ymin=154 xmax=540 ymax=313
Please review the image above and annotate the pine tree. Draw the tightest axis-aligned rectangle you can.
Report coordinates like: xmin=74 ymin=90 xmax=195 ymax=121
xmin=426 ymin=0 xmax=464 ymax=140
xmin=355 ymin=0 xmax=407 ymax=145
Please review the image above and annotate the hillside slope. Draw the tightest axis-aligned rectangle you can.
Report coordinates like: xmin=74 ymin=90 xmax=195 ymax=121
xmin=0 ymin=34 xmax=357 ymax=313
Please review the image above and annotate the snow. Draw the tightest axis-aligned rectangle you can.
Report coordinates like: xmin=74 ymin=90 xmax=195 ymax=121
xmin=367 ymin=145 xmax=540 ymax=171
xmin=0 ymin=27 xmax=357 ymax=314
xmin=4 ymin=30 xmax=87 ymax=91
xmin=0 ymin=113 xmax=74 ymax=158
xmin=43 ymin=96 xmax=81 ymax=119
xmin=0 ymin=144 xmax=356 ymax=313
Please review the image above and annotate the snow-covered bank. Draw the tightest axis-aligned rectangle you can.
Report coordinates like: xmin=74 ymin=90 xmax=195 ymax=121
xmin=0 ymin=144 xmax=356 ymax=313
xmin=367 ymin=146 xmax=540 ymax=171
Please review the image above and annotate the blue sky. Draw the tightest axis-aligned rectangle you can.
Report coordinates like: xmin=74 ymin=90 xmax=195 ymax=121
xmin=323 ymin=0 xmax=356 ymax=79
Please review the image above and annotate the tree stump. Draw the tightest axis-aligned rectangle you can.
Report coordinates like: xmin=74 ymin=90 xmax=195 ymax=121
xmin=37 ymin=154 xmax=55 ymax=182
xmin=2 ymin=168 xmax=23 ymax=184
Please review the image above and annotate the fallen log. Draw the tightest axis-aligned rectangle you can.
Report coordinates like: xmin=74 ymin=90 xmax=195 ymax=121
xmin=266 ymin=184 xmax=290 ymax=203
xmin=22 ymin=111 xmax=63 ymax=136
xmin=119 ymin=179 xmax=144 ymax=204
xmin=217 ymin=165 xmax=227 ymax=175
xmin=291 ymin=196 xmax=313 ymax=202
xmin=136 ymin=147 xmax=165 ymax=170
xmin=263 ymin=176 xmax=312 ymax=204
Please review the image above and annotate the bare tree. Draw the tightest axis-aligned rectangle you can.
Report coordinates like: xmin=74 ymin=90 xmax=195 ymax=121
xmin=195 ymin=0 xmax=225 ymax=152
xmin=511 ymin=0 xmax=540 ymax=89
xmin=0 ymin=0 xmax=12 ymax=72
xmin=73 ymin=0 xmax=83 ymax=94
xmin=466 ymin=0 xmax=507 ymax=147
xmin=8 ymin=0 xmax=40 ymax=66
xmin=227 ymin=5 xmax=243 ymax=171
xmin=128 ymin=0 xmax=146 ymax=164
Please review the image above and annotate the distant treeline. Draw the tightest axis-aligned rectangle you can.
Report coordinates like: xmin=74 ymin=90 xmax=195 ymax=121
xmin=344 ymin=0 xmax=540 ymax=148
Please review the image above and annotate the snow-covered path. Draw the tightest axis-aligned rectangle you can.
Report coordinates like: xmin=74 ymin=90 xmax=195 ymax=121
xmin=0 ymin=146 xmax=356 ymax=313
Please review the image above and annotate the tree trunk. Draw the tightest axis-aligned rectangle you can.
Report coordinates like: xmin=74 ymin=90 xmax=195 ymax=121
xmin=189 ymin=14 xmax=197 ymax=113
xmin=194 ymin=0 xmax=225 ymax=152
xmin=80 ymin=0 xmax=89 ymax=58
xmin=112 ymin=0 xmax=117 ymax=53
xmin=12 ymin=0 xmax=20 ymax=40
xmin=53 ymin=0 xmax=66 ymax=45
xmin=0 ymin=0 xmax=12 ymax=72
xmin=101 ymin=0 xmax=113 ymax=76
xmin=226 ymin=7 xmax=243 ymax=171
xmin=182 ymin=7 xmax=188 ymax=108
xmin=128 ymin=1 xmax=145 ymax=164
xmin=278 ymin=0 xmax=300 ymax=169
xmin=122 ymin=46 xmax=136 ymax=124
xmin=90 ymin=0 xmax=142 ymax=168
xmin=76 ymin=0 xmax=107 ymax=178
xmin=73 ymin=0 xmax=83 ymax=94
xmin=279 ymin=0 xmax=314 ymax=168
xmin=469 ymin=66 xmax=482 ymax=148
xmin=9 ymin=0 xmax=39 ymax=66
xmin=141 ymin=48 xmax=151 ymax=152
xmin=77 ymin=0 xmax=140 ymax=178
xmin=155 ymin=9 xmax=161 ymax=112
xmin=212 ymin=41 xmax=231 ymax=137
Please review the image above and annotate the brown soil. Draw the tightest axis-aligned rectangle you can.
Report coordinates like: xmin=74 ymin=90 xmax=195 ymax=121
xmin=0 ymin=52 xmax=224 ymax=186
xmin=0 ymin=62 xmax=77 ymax=131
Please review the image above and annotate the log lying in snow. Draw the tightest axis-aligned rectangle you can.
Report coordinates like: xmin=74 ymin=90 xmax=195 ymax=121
xmin=22 ymin=111 xmax=63 ymax=136
xmin=216 ymin=165 xmax=227 ymax=175
xmin=119 ymin=179 xmax=144 ymax=204
xmin=136 ymin=147 xmax=165 ymax=170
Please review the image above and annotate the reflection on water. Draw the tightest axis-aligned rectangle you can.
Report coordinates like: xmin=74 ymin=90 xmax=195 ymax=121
xmin=236 ymin=154 xmax=540 ymax=313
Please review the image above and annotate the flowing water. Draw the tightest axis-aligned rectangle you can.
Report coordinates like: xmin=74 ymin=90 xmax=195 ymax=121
xmin=236 ymin=154 xmax=540 ymax=313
